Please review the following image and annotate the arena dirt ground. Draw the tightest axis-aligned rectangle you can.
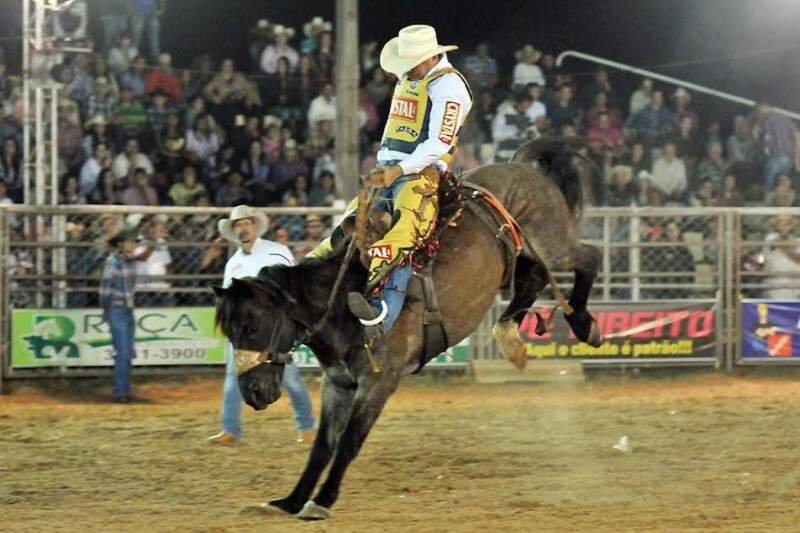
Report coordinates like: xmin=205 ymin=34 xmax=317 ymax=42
xmin=1 ymin=371 xmax=799 ymax=532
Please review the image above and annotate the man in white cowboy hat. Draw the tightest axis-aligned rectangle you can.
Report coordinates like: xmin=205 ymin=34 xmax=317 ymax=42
xmin=260 ymin=24 xmax=299 ymax=74
xmin=208 ymin=205 xmax=316 ymax=445
xmin=309 ymin=24 xmax=472 ymax=339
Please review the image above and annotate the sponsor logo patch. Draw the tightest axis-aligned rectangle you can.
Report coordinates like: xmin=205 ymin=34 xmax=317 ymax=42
xmin=395 ymin=125 xmax=419 ymax=137
xmin=389 ymin=98 xmax=417 ymax=121
xmin=368 ymin=244 xmax=393 ymax=260
xmin=438 ymin=101 xmax=460 ymax=144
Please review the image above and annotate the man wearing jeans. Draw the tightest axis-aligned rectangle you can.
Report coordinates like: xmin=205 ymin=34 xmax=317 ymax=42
xmin=99 ymin=229 xmax=139 ymax=403
xmin=207 ymin=205 xmax=316 ymax=445
xmin=131 ymin=0 xmax=164 ymax=60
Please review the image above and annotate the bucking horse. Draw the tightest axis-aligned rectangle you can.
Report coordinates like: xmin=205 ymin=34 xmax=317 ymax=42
xmin=213 ymin=137 xmax=602 ymax=520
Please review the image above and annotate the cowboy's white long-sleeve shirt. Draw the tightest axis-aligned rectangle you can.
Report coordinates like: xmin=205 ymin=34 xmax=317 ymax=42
xmin=377 ymin=55 xmax=473 ymax=174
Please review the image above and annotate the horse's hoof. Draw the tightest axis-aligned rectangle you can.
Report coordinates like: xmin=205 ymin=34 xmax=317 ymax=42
xmin=268 ymin=497 xmax=303 ymax=515
xmin=586 ymin=320 xmax=603 ymax=348
xmin=493 ymin=321 xmax=528 ymax=371
xmin=239 ymin=503 xmax=288 ymax=517
xmin=296 ymin=500 xmax=331 ymax=521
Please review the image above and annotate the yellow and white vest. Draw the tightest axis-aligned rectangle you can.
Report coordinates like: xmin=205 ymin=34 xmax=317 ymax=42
xmin=380 ymin=67 xmax=471 ymax=164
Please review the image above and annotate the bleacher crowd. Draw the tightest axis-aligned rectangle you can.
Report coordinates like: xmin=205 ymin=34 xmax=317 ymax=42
xmin=1 ymin=3 xmax=799 ymax=306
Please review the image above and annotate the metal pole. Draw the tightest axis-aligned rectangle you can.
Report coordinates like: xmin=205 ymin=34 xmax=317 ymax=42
xmin=630 ymin=212 xmax=640 ymax=300
xmin=334 ymin=0 xmax=360 ymax=200
xmin=0 ymin=208 xmax=6 ymax=393
xmin=556 ymin=51 xmax=800 ymax=122
xmin=22 ymin=0 xmax=31 ymax=206
xmin=602 ymin=215 xmax=611 ymax=300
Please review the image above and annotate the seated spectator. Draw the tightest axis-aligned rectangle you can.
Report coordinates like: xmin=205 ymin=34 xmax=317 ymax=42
xmin=121 ymin=167 xmax=159 ymax=205
xmin=0 ymin=136 xmax=22 ymax=201
xmin=61 ymin=175 xmax=87 ymax=205
xmin=694 ymin=141 xmax=726 ymax=188
xmin=146 ymin=89 xmax=173 ymax=135
xmin=297 ymin=53 xmax=322 ymax=109
xmin=634 ymin=171 xmax=663 ymax=207
xmin=309 ymin=170 xmax=337 ymax=206
xmin=580 ymin=67 xmax=618 ymax=108
xmin=492 ymin=92 xmax=535 ymax=163
xmin=548 ymin=84 xmax=581 ymax=132
xmin=261 ymin=120 xmax=283 ymax=164
xmin=145 ymin=53 xmax=182 ymax=105
xmin=311 ymin=144 xmax=335 ymax=180
xmin=240 ymin=140 xmax=271 ymax=204
xmin=359 ymin=89 xmax=380 ymax=138
xmin=205 ymin=58 xmax=252 ymax=129
xmin=629 ymin=77 xmax=653 ymax=116
xmin=80 ymin=141 xmax=110 ymax=197
xmin=763 ymin=215 xmax=800 ymax=299
xmin=169 ymin=166 xmax=206 ymax=206
xmin=641 ymin=220 xmax=696 ymax=299
xmin=585 ymin=91 xmax=621 ymax=130
xmin=463 ymin=42 xmax=499 ymax=94
xmin=766 ymin=172 xmax=797 ymax=207
xmin=274 ymin=195 xmax=306 ymax=240
xmin=588 ymin=112 xmax=624 ymax=155
xmin=271 ymin=139 xmax=309 ymax=198
xmin=108 ymin=35 xmax=139 ymax=75
xmin=185 ymin=113 xmax=220 ymax=165
xmin=207 ymin=144 xmax=237 ymax=190
xmin=293 ymin=214 xmax=326 ymax=257
xmin=727 ymin=115 xmax=760 ymax=164
xmin=90 ymin=168 xmax=123 ymax=204
xmin=260 ymin=24 xmax=299 ymax=74
xmin=282 ymin=174 xmax=309 ymax=206
xmin=87 ymin=76 xmax=118 ymax=121
xmin=671 ymin=88 xmax=699 ymax=131
xmin=307 ymin=82 xmax=336 ymax=132
xmin=119 ymin=55 xmax=148 ymax=98
xmin=58 ymin=102 xmax=85 ymax=172
xmin=156 ymin=111 xmax=186 ymax=172
xmin=359 ymin=39 xmax=378 ymax=73
xmin=715 ymin=172 xmax=744 ymax=207
xmin=215 ymin=171 xmax=251 ymax=207
xmin=757 ymin=102 xmax=797 ymax=191
xmin=113 ymin=137 xmax=154 ymax=181
xmin=689 ymin=177 xmax=716 ymax=207
xmin=272 ymin=225 xmax=290 ymax=246
xmin=672 ymin=114 xmax=704 ymax=165
xmin=315 ymin=29 xmax=335 ymax=81
xmin=66 ymin=54 xmax=93 ymax=108
xmin=630 ymin=90 xmax=672 ymax=146
xmin=363 ymin=67 xmax=392 ymax=113
xmin=0 ymin=108 xmax=21 ymax=148
xmin=605 ymin=165 xmax=634 ymax=207
xmin=650 ymin=141 xmax=687 ymax=202
xmin=113 ymin=87 xmax=148 ymax=139
xmin=624 ymin=141 xmax=651 ymax=177
xmin=183 ymin=54 xmax=214 ymax=103
xmin=524 ymin=83 xmax=547 ymax=125
xmin=512 ymin=44 xmax=545 ymax=91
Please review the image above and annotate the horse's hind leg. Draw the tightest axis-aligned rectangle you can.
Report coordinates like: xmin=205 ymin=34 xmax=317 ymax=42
xmin=564 ymin=243 xmax=603 ymax=347
xmin=493 ymin=257 xmax=547 ymax=370
xmin=269 ymin=377 xmax=355 ymax=515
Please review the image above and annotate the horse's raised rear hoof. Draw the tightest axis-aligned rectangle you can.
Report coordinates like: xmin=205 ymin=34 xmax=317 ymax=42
xmin=492 ymin=320 xmax=528 ymax=371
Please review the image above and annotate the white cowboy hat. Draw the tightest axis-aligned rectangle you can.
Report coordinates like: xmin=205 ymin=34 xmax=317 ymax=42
xmin=273 ymin=24 xmax=296 ymax=39
xmin=218 ymin=205 xmax=269 ymax=243
xmin=380 ymin=25 xmax=457 ymax=76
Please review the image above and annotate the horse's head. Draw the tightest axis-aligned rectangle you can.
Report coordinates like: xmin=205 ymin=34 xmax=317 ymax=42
xmin=213 ymin=277 xmax=304 ymax=411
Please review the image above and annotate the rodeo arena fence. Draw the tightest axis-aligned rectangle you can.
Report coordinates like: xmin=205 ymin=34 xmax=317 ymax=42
xmin=2 ymin=204 xmax=800 ymax=390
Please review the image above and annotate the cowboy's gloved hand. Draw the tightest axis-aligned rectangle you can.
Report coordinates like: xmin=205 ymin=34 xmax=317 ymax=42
xmin=367 ymin=165 xmax=403 ymax=187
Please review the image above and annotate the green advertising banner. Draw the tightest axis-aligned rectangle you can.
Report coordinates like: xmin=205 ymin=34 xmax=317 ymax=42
xmin=12 ymin=308 xmax=227 ymax=368
xmin=12 ymin=308 xmax=470 ymax=369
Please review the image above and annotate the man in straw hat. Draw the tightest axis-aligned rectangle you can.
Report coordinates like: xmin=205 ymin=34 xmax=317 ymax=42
xmin=208 ymin=205 xmax=315 ymax=445
xmin=309 ymin=24 xmax=472 ymax=339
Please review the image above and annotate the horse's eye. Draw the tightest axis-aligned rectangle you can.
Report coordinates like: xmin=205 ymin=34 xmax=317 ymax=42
xmin=244 ymin=324 xmax=258 ymax=336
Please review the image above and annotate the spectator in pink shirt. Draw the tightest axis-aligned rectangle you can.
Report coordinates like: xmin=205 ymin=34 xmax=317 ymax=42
xmin=588 ymin=112 xmax=623 ymax=155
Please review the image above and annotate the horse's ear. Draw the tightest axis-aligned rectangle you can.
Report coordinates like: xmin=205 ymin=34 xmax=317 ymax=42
xmin=211 ymin=285 xmax=226 ymax=298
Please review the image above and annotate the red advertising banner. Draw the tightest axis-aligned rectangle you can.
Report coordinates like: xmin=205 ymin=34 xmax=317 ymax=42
xmin=518 ymin=302 xmax=717 ymax=360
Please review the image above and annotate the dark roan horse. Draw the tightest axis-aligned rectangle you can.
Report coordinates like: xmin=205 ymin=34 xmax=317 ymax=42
xmin=213 ymin=138 xmax=602 ymax=520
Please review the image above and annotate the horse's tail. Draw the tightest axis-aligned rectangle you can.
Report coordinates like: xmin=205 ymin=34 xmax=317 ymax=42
xmin=511 ymin=136 xmax=591 ymax=219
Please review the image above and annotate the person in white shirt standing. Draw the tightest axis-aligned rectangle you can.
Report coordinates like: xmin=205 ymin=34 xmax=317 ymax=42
xmin=308 ymin=24 xmax=473 ymax=341
xmin=208 ymin=205 xmax=315 ymax=445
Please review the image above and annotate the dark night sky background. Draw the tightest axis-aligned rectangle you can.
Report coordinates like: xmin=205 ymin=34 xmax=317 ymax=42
xmin=2 ymin=0 xmax=798 ymax=118
xmin=153 ymin=0 xmax=799 ymax=114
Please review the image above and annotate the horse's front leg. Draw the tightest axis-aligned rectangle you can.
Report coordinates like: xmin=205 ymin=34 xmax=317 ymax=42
xmin=268 ymin=375 xmax=355 ymax=515
xmin=297 ymin=369 xmax=402 ymax=520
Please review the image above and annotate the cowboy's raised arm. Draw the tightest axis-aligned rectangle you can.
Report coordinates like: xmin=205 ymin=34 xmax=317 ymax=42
xmin=397 ymin=72 xmax=472 ymax=176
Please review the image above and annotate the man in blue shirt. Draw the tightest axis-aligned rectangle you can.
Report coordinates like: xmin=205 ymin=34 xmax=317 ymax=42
xmin=99 ymin=229 xmax=139 ymax=403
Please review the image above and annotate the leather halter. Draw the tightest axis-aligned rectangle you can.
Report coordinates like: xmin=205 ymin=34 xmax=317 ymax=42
xmin=234 ymin=349 xmax=293 ymax=375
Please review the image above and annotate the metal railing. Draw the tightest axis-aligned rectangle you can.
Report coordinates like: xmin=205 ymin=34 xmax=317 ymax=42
xmin=2 ymin=205 xmax=800 ymax=387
